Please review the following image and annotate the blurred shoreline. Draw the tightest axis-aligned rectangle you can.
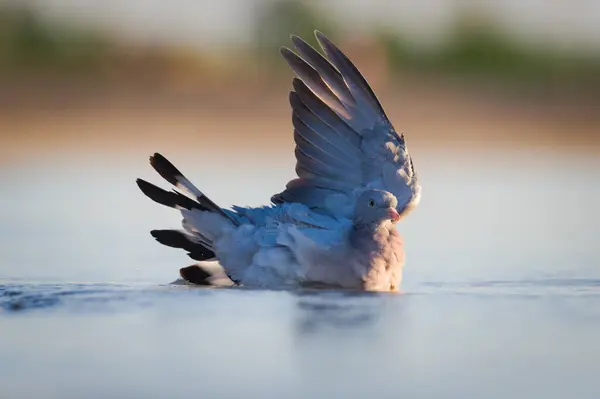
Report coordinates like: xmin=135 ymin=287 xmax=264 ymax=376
xmin=1 ymin=1 xmax=599 ymax=166
xmin=1 ymin=74 xmax=599 ymax=166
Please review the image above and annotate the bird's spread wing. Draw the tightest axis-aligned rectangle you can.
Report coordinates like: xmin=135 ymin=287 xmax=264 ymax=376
xmin=272 ymin=31 xmax=421 ymax=218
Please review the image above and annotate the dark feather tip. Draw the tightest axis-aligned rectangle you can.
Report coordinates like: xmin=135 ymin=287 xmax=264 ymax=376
xmin=150 ymin=230 xmax=216 ymax=260
xmin=149 ymin=153 xmax=183 ymax=187
xmin=280 ymin=46 xmax=293 ymax=57
xmin=179 ymin=265 xmax=212 ymax=285
xmin=150 ymin=229 xmax=189 ymax=248
xmin=136 ymin=179 xmax=208 ymax=211
xmin=136 ymin=178 xmax=201 ymax=210
xmin=186 ymin=250 xmax=215 ymax=262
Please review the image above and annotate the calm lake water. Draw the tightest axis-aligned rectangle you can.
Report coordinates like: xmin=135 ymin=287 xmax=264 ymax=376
xmin=1 ymin=148 xmax=599 ymax=398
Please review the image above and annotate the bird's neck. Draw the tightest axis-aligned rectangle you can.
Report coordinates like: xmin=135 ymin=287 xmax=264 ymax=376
xmin=353 ymin=219 xmax=395 ymax=234
xmin=350 ymin=220 xmax=397 ymax=246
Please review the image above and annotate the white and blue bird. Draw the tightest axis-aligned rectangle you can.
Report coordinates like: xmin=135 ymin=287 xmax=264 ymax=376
xmin=136 ymin=31 xmax=421 ymax=291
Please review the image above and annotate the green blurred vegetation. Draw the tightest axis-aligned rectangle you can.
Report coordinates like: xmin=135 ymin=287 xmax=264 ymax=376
xmin=252 ymin=0 xmax=338 ymax=57
xmin=378 ymin=11 xmax=600 ymax=86
xmin=0 ymin=5 xmax=112 ymax=73
xmin=0 ymin=0 xmax=598 ymax=89
xmin=255 ymin=1 xmax=600 ymax=90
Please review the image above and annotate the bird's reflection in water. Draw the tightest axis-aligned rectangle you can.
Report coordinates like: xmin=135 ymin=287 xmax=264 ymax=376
xmin=289 ymin=290 xmax=407 ymax=391
xmin=292 ymin=289 xmax=401 ymax=337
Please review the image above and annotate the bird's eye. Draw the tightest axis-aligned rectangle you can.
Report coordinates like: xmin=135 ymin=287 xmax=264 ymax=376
xmin=369 ymin=200 xmax=375 ymax=207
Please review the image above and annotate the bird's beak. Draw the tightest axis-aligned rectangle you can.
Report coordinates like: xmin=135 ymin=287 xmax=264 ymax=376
xmin=388 ymin=208 xmax=401 ymax=223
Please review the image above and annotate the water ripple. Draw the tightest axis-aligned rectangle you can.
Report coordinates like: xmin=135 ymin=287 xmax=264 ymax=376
xmin=2 ymin=278 xmax=599 ymax=313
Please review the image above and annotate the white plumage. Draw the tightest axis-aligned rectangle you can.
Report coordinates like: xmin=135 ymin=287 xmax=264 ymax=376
xmin=136 ymin=31 xmax=421 ymax=291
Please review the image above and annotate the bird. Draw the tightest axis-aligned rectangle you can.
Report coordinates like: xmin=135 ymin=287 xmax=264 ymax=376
xmin=136 ymin=31 xmax=421 ymax=292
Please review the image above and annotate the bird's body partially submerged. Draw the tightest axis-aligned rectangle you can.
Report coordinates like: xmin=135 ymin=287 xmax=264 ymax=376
xmin=136 ymin=31 xmax=421 ymax=292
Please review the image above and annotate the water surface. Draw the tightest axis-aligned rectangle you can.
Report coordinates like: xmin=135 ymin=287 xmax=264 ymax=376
xmin=1 ymin=280 xmax=599 ymax=398
xmin=0 ymin=149 xmax=599 ymax=398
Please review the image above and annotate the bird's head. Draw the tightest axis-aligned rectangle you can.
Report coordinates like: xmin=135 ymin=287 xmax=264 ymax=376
xmin=354 ymin=189 xmax=400 ymax=227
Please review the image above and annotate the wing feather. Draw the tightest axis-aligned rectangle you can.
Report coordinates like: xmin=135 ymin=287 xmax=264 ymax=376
xmin=274 ymin=31 xmax=421 ymax=217
xmin=292 ymin=79 xmax=362 ymax=148
xmin=280 ymin=47 xmax=351 ymax=120
xmin=290 ymin=35 xmax=356 ymax=107
xmin=292 ymin=114 xmax=358 ymax=170
xmin=290 ymin=92 xmax=362 ymax=161
xmin=294 ymin=145 xmax=361 ymax=184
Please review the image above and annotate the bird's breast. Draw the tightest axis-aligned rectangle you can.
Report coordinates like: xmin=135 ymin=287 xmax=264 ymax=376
xmin=350 ymin=225 xmax=404 ymax=291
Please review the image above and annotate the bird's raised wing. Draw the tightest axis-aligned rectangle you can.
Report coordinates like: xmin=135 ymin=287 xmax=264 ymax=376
xmin=272 ymin=31 xmax=421 ymax=219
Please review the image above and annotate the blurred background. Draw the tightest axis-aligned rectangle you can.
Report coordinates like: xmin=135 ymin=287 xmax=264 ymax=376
xmin=0 ymin=0 xmax=598 ymax=286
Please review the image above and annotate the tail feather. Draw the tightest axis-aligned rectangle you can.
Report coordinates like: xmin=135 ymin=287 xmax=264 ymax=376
xmin=149 ymin=153 xmax=239 ymax=226
xmin=179 ymin=265 xmax=212 ymax=285
xmin=139 ymin=153 xmax=241 ymax=284
xmin=150 ymin=230 xmax=216 ymax=261
xmin=136 ymin=179 xmax=208 ymax=211
xmin=181 ymin=218 xmax=214 ymax=250
xmin=178 ymin=264 xmax=235 ymax=286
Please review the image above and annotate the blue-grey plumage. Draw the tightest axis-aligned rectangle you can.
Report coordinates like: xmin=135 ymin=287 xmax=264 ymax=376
xmin=137 ymin=31 xmax=420 ymax=291
xmin=349 ymin=190 xmax=404 ymax=291
xmin=275 ymin=32 xmax=421 ymax=219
